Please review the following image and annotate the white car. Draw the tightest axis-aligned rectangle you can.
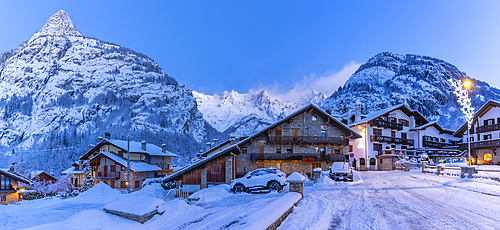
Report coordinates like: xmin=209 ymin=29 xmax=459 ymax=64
xmin=230 ymin=168 xmax=287 ymax=193
xmin=437 ymin=157 xmax=468 ymax=167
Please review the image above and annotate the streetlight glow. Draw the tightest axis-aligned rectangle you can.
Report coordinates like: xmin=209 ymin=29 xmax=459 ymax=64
xmin=464 ymin=80 xmax=472 ymax=89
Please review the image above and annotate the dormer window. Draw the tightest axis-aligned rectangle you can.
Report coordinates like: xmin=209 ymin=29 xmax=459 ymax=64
xmin=311 ymin=114 xmax=318 ymax=122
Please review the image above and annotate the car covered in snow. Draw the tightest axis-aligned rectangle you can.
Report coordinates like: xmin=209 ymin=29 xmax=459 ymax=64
xmin=436 ymin=157 xmax=468 ymax=167
xmin=329 ymin=162 xmax=353 ymax=181
xmin=230 ymin=168 xmax=287 ymax=193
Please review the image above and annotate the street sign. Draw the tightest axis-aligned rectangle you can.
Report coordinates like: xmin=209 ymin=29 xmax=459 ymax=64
xmin=349 ymin=153 xmax=354 ymax=158
xmin=398 ymin=150 xmax=404 ymax=156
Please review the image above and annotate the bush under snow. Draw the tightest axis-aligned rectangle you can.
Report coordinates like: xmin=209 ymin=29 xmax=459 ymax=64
xmin=72 ymin=182 xmax=122 ymax=204
xmin=188 ymin=184 xmax=232 ymax=203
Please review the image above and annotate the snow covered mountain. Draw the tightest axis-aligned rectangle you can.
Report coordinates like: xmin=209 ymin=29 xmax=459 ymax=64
xmin=0 ymin=10 xmax=219 ymax=171
xmin=322 ymin=52 xmax=500 ymax=129
xmin=193 ymin=89 xmax=326 ymax=136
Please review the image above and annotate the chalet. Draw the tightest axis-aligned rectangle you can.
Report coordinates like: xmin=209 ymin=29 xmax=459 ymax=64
xmin=164 ymin=104 xmax=361 ymax=192
xmin=0 ymin=168 xmax=32 ymax=205
xmin=454 ymin=100 xmax=500 ymax=165
xmin=63 ymin=132 xmax=177 ymax=191
xmin=30 ymin=171 xmax=58 ymax=184
xmin=348 ymin=102 xmax=461 ymax=170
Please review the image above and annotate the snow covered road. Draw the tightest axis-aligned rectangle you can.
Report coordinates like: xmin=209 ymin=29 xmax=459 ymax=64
xmin=279 ymin=171 xmax=500 ymax=230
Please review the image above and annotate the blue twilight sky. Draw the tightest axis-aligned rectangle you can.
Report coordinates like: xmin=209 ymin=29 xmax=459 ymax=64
xmin=1 ymin=1 xmax=500 ymax=96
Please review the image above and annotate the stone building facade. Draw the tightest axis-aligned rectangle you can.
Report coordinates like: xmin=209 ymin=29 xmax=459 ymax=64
xmin=0 ymin=169 xmax=31 ymax=205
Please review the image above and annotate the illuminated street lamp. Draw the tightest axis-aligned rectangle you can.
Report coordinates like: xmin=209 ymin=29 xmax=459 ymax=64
xmin=464 ymin=80 xmax=473 ymax=166
xmin=449 ymin=78 xmax=475 ymax=166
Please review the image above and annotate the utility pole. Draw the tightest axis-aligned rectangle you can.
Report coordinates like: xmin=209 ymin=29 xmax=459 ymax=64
xmin=127 ymin=135 xmax=130 ymax=193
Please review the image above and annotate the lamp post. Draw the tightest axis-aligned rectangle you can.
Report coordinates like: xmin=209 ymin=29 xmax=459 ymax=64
xmin=449 ymin=78 xmax=475 ymax=166
xmin=127 ymin=135 xmax=130 ymax=193
xmin=464 ymin=80 xmax=472 ymax=166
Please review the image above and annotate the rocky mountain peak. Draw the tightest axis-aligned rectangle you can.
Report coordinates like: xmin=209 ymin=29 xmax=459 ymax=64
xmin=29 ymin=10 xmax=82 ymax=43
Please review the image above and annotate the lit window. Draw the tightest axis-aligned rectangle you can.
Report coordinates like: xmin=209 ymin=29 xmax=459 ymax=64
xmin=276 ymin=146 xmax=281 ymax=153
xmin=242 ymin=147 xmax=247 ymax=154
xmin=286 ymin=146 xmax=293 ymax=153
xmin=321 ymin=130 xmax=326 ymax=137
xmin=312 ymin=114 xmax=318 ymax=122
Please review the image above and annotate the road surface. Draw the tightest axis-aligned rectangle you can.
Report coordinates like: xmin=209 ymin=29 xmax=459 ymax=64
xmin=279 ymin=171 xmax=500 ymax=230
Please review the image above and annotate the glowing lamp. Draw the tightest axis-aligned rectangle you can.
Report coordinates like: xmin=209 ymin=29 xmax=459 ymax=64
xmin=464 ymin=80 xmax=472 ymax=89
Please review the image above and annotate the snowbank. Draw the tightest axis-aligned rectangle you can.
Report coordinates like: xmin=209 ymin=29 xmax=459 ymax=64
xmin=287 ymin=172 xmax=305 ymax=183
xmin=127 ymin=183 xmax=168 ymax=199
xmin=62 ymin=209 xmax=116 ymax=229
xmin=188 ymin=184 xmax=232 ymax=203
xmin=72 ymin=182 xmax=122 ymax=204
xmin=104 ymin=196 xmax=165 ymax=216
xmin=241 ymin=192 xmax=302 ymax=230
xmin=314 ymin=175 xmax=336 ymax=186
xmin=157 ymin=199 xmax=190 ymax=215
xmin=410 ymin=174 xmax=500 ymax=196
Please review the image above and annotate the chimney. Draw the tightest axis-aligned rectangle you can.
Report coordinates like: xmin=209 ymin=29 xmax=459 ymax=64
xmin=97 ymin=136 xmax=103 ymax=142
xmin=8 ymin=162 xmax=15 ymax=172
xmin=213 ymin=138 xmax=219 ymax=146
xmin=89 ymin=144 xmax=95 ymax=149
xmin=230 ymin=135 xmax=236 ymax=145
xmin=105 ymin=132 xmax=111 ymax=139
xmin=354 ymin=100 xmax=362 ymax=122
xmin=161 ymin=144 xmax=167 ymax=153
xmin=141 ymin=141 xmax=146 ymax=151
xmin=206 ymin=142 xmax=212 ymax=151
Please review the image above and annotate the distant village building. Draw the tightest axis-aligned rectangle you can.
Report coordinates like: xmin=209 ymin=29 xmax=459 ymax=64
xmin=0 ymin=168 xmax=31 ymax=205
xmin=454 ymin=100 xmax=500 ymax=165
xmin=346 ymin=103 xmax=462 ymax=170
xmin=164 ymin=104 xmax=361 ymax=193
xmin=63 ymin=132 xmax=176 ymax=191
xmin=30 ymin=171 xmax=58 ymax=184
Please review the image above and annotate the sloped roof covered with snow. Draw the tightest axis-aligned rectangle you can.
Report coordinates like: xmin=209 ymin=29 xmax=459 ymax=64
xmin=349 ymin=104 xmax=429 ymax=127
xmin=62 ymin=166 xmax=86 ymax=175
xmin=89 ymin=151 xmax=162 ymax=172
xmin=0 ymin=169 xmax=32 ymax=185
xmin=410 ymin=121 xmax=454 ymax=134
xmin=454 ymin=100 xmax=500 ymax=137
xmin=80 ymin=138 xmax=176 ymax=160
xmin=30 ymin=171 xmax=58 ymax=181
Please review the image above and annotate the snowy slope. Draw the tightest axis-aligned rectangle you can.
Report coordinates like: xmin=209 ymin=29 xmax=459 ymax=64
xmin=323 ymin=52 xmax=500 ymax=129
xmin=193 ymin=89 xmax=326 ymax=136
xmin=0 ymin=10 xmax=218 ymax=170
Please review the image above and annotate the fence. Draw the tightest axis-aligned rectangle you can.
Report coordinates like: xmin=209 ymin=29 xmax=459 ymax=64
xmin=421 ymin=161 xmax=500 ymax=181
xmin=163 ymin=187 xmax=189 ymax=202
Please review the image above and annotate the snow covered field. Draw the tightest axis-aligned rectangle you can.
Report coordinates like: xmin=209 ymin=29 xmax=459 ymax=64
xmin=2 ymin=170 xmax=500 ymax=230
xmin=279 ymin=170 xmax=500 ymax=230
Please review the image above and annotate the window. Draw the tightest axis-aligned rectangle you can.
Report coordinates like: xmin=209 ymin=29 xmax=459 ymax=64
xmin=103 ymin=165 xmax=107 ymax=172
xmin=312 ymin=163 xmax=321 ymax=169
xmin=373 ymin=129 xmax=382 ymax=135
xmin=1 ymin=196 xmax=5 ymax=202
xmin=1 ymin=175 xmax=12 ymax=190
xmin=440 ymin=138 xmax=445 ymax=143
xmin=120 ymin=181 xmax=127 ymax=188
xmin=321 ymin=130 xmax=327 ymax=137
xmin=470 ymin=137 xmax=474 ymax=142
xmin=391 ymin=145 xmax=396 ymax=149
xmin=334 ymin=147 xmax=341 ymax=154
xmin=379 ymin=159 xmax=383 ymax=164
xmin=135 ymin=180 xmax=140 ymax=188
xmin=391 ymin=131 xmax=396 ymax=138
xmin=311 ymin=114 xmax=318 ymax=122
xmin=110 ymin=165 xmax=116 ymax=172
xmin=275 ymin=129 xmax=282 ymax=136
xmin=276 ymin=146 xmax=281 ymax=153
xmin=401 ymin=133 xmax=407 ymax=139
xmin=485 ymin=119 xmax=494 ymax=126
xmin=401 ymin=146 xmax=407 ymax=149
xmin=399 ymin=119 xmax=409 ymax=127
xmin=370 ymin=158 xmax=376 ymax=165
xmin=340 ymin=135 xmax=345 ymax=140
xmin=349 ymin=145 xmax=353 ymax=152
xmin=360 ymin=158 xmax=365 ymax=166
xmin=388 ymin=117 xmax=397 ymax=123
xmin=484 ymin=134 xmax=492 ymax=140
xmin=118 ymin=151 xmax=124 ymax=157
xmin=286 ymin=146 xmax=293 ymax=153
xmin=242 ymin=147 xmax=247 ymax=154
xmin=497 ymin=117 xmax=500 ymax=125
xmin=319 ymin=147 xmax=326 ymax=155
xmin=292 ymin=129 xmax=299 ymax=137
xmin=373 ymin=144 xmax=382 ymax=151
xmin=211 ymin=165 xmax=221 ymax=174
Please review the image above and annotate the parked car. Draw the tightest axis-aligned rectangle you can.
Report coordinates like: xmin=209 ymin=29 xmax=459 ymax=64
xmin=230 ymin=168 xmax=287 ymax=193
xmin=436 ymin=157 xmax=468 ymax=167
xmin=329 ymin=162 xmax=353 ymax=181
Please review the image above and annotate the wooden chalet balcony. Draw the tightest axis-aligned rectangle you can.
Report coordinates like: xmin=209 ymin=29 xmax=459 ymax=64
xmin=422 ymin=140 xmax=452 ymax=148
xmin=157 ymin=169 xmax=174 ymax=176
xmin=268 ymin=135 xmax=349 ymax=145
xmin=250 ymin=153 xmax=347 ymax=162
xmin=476 ymin=124 xmax=500 ymax=133
xmin=370 ymin=119 xmax=404 ymax=130
xmin=459 ymin=139 xmax=500 ymax=150
xmin=370 ymin=135 xmax=414 ymax=146
xmin=96 ymin=172 xmax=121 ymax=179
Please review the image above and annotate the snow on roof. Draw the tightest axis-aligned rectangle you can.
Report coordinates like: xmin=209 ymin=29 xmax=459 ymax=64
xmin=105 ymin=139 xmax=177 ymax=157
xmin=349 ymin=104 xmax=405 ymax=127
xmin=410 ymin=121 xmax=455 ymax=134
xmin=62 ymin=166 xmax=86 ymax=175
xmin=90 ymin=151 xmax=162 ymax=172
xmin=0 ymin=169 xmax=32 ymax=184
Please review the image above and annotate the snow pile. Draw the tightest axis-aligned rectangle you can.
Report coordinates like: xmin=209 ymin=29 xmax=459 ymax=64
xmin=287 ymin=172 xmax=305 ymax=183
xmin=62 ymin=209 xmax=115 ymax=229
xmin=241 ymin=192 xmax=302 ymax=230
xmin=157 ymin=199 xmax=189 ymax=215
xmin=104 ymin=196 xmax=164 ymax=216
xmin=128 ymin=183 xmax=168 ymax=199
xmin=411 ymin=174 xmax=500 ymax=196
xmin=72 ymin=182 xmax=122 ymax=204
xmin=313 ymin=167 xmax=322 ymax=172
xmin=188 ymin=184 xmax=232 ymax=203
xmin=315 ymin=175 xmax=336 ymax=186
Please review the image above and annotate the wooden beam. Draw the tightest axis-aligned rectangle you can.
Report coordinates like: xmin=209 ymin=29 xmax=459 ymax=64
xmin=308 ymin=108 xmax=314 ymax=114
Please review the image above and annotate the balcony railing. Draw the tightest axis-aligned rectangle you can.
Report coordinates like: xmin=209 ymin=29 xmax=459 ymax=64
xmin=459 ymin=139 xmax=500 ymax=150
xmin=477 ymin=124 xmax=500 ymax=133
xmin=268 ymin=135 xmax=348 ymax=145
xmin=370 ymin=119 xmax=404 ymax=130
xmin=370 ymin=135 xmax=414 ymax=146
xmin=422 ymin=140 xmax=453 ymax=149
xmin=157 ymin=169 xmax=174 ymax=176
xmin=96 ymin=172 xmax=121 ymax=179
xmin=250 ymin=153 xmax=347 ymax=162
